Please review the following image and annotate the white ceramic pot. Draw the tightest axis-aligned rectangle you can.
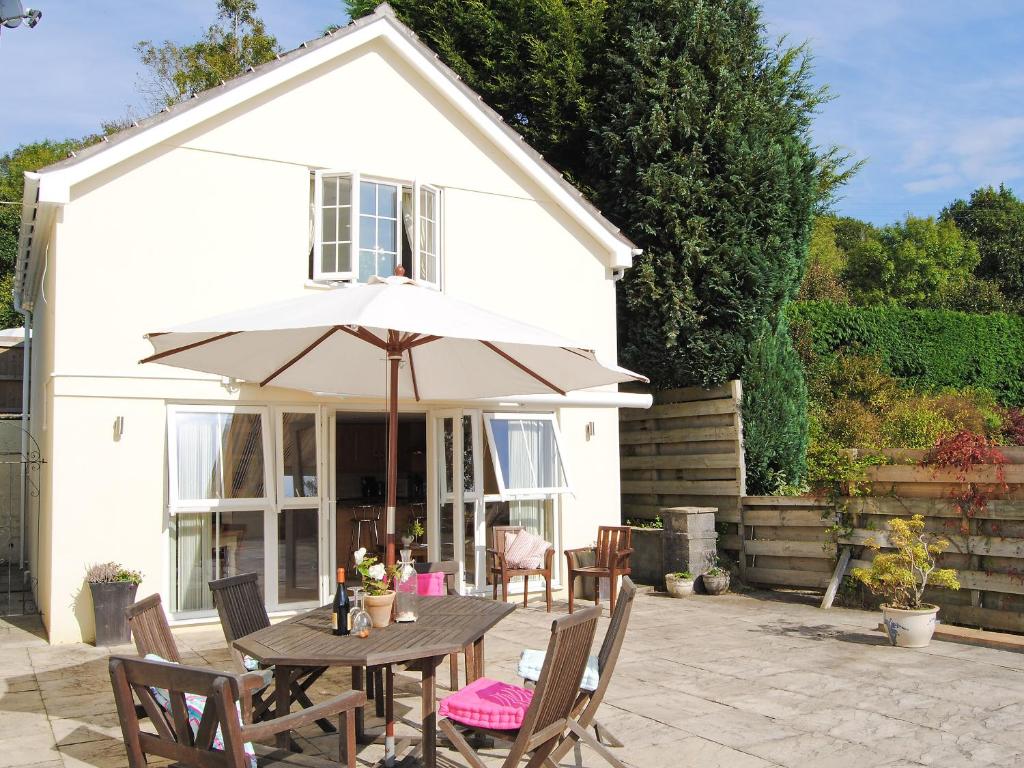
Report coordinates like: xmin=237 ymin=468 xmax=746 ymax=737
xmin=665 ymin=573 xmax=695 ymax=598
xmin=701 ymin=571 xmax=730 ymax=595
xmin=882 ymin=604 xmax=939 ymax=648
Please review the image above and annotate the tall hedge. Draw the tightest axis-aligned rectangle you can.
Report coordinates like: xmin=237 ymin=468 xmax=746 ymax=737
xmin=788 ymin=301 xmax=1024 ymax=405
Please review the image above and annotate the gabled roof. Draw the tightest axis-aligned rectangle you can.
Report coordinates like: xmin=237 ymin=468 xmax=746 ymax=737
xmin=16 ymin=4 xmax=636 ymax=311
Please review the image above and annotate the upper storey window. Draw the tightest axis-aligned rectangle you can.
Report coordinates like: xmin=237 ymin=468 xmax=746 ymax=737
xmin=313 ymin=171 xmax=441 ymax=288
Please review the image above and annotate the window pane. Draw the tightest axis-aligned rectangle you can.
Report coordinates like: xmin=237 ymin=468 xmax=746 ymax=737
xmin=377 ymin=251 xmax=396 ymax=279
xmin=278 ymin=508 xmax=319 ymax=604
xmin=323 ymin=206 xmax=337 ymax=243
xmin=324 ymin=176 xmax=338 ymax=207
xmin=378 ymin=219 xmax=396 ymax=252
xmin=175 ymin=412 xmax=265 ymax=501
xmin=378 ymin=185 xmax=397 ymax=217
xmin=420 ymin=188 xmax=435 ymax=220
xmin=282 ymin=413 xmax=318 ymax=498
xmin=337 ymin=176 xmax=351 ymax=207
xmin=338 ymin=242 xmax=351 ymax=273
xmin=360 ymin=216 xmax=375 ymax=249
xmin=360 ymin=181 xmax=376 ymax=213
xmin=359 ymin=249 xmax=375 ymax=282
xmin=462 ymin=415 xmax=475 ymax=494
xmin=173 ymin=510 xmax=264 ymax=612
xmin=486 ymin=417 xmax=566 ymax=492
xmin=321 ymin=244 xmax=336 ymax=275
xmin=338 ymin=213 xmax=351 ymax=244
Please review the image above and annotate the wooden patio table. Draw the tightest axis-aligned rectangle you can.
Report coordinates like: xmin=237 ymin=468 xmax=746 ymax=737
xmin=234 ymin=594 xmax=515 ymax=767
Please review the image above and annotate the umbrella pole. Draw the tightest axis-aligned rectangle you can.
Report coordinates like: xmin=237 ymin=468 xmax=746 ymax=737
xmin=385 ymin=351 xmax=400 ymax=568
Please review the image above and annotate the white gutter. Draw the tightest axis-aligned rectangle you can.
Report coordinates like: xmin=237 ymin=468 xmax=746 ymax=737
xmin=16 ymin=317 xmax=30 ymax=568
xmin=479 ymin=391 xmax=652 ymax=409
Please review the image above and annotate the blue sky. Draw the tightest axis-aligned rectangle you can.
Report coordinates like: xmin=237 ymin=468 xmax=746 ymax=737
xmin=3 ymin=1 xmax=1024 ymax=224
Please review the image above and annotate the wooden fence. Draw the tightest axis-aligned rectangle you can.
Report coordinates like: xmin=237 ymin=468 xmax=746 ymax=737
xmin=619 ymin=381 xmax=746 ymax=566
xmin=741 ymin=450 xmax=1024 ymax=633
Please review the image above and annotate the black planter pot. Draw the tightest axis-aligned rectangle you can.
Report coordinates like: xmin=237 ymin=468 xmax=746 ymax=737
xmin=89 ymin=581 xmax=138 ymax=645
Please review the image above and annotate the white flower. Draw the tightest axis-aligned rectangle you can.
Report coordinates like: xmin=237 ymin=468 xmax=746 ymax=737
xmin=353 ymin=548 xmax=366 ymax=565
xmin=401 ymin=564 xmax=416 ymax=582
xmin=368 ymin=563 xmax=387 ymax=582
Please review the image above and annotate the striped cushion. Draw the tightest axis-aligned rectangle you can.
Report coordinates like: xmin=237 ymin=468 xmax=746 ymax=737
xmin=503 ymin=530 xmax=549 ymax=569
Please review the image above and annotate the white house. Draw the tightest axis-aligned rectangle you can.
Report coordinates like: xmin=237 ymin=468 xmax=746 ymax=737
xmin=14 ymin=4 xmax=650 ymax=643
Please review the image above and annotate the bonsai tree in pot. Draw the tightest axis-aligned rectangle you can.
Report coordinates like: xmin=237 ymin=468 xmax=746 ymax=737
xmin=401 ymin=519 xmax=425 ymax=547
xmin=665 ymin=571 xmax=695 ymax=598
xmin=851 ymin=515 xmax=960 ymax=648
xmin=86 ymin=562 xmax=143 ymax=646
xmin=701 ymin=552 xmax=730 ymax=595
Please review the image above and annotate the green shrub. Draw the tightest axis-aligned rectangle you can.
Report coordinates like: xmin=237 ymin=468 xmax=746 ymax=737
xmin=880 ymin=397 xmax=958 ymax=449
xmin=787 ymin=301 xmax=1024 ymax=405
xmin=741 ymin=318 xmax=808 ymax=494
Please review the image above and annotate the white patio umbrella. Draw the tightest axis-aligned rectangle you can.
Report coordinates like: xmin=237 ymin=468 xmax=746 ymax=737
xmin=142 ymin=275 xmax=647 ymax=566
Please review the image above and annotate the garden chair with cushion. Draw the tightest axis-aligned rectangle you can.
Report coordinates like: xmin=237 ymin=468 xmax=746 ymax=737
xmin=437 ymin=606 xmax=601 ymax=768
xmin=108 ymin=654 xmax=364 ymax=768
xmin=518 ymin=577 xmax=637 ymax=767
xmin=565 ymin=526 xmax=633 ymax=615
xmin=489 ymin=525 xmax=554 ymax=612
xmin=208 ymin=573 xmax=335 ymax=736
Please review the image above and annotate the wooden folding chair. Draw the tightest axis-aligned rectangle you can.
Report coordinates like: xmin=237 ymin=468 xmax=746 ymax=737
xmin=438 ymin=606 xmax=601 ymax=768
xmin=125 ymin=593 xmax=181 ymax=663
xmin=209 ymin=573 xmax=335 ymax=735
xmin=108 ymin=654 xmax=364 ymax=768
xmin=547 ymin=576 xmax=637 ymax=768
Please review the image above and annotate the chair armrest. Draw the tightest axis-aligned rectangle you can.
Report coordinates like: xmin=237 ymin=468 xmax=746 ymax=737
xmin=241 ymin=689 xmax=366 ymax=742
xmin=544 ymin=547 xmax=555 ymax=570
xmin=488 ymin=549 xmax=508 ymax=569
xmin=237 ymin=669 xmax=274 ymax=724
xmin=615 ymin=548 xmax=634 ymax=565
xmin=564 ymin=546 xmax=593 ymax=569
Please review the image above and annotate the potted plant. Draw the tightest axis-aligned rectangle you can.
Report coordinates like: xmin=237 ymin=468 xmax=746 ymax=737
xmin=665 ymin=571 xmax=695 ymax=598
xmin=353 ymin=547 xmax=401 ymax=627
xmin=700 ymin=553 xmax=730 ymax=595
xmin=401 ymin=519 xmax=425 ymax=547
xmin=851 ymin=514 xmax=960 ymax=648
xmin=86 ymin=562 xmax=143 ymax=646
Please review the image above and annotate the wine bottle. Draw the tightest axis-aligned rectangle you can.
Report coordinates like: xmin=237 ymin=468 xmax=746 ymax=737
xmin=332 ymin=567 xmax=350 ymax=636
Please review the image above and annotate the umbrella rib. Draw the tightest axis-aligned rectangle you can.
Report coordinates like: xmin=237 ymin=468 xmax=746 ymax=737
xmin=139 ymin=331 xmax=240 ymax=364
xmin=406 ymin=335 xmax=441 ymax=349
xmin=407 ymin=347 xmax=421 ymax=402
xmin=259 ymin=326 xmax=341 ymax=387
xmin=480 ymin=341 xmax=566 ymax=396
xmin=338 ymin=325 xmax=388 ymax=349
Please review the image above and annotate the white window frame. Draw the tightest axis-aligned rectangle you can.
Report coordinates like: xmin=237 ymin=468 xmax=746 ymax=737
xmin=167 ymin=404 xmax=275 ymax=514
xmin=414 ymin=182 xmax=442 ymax=289
xmin=358 ymin=175 xmax=403 ymax=283
xmin=482 ymin=412 xmax=572 ymax=498
xmin=313 ymin=170 xmax=442 ymax=287
xmin=167 ymin=405 xmax=275 ymax=618
xmin=275 ymin=406 xmax=323 ymax=510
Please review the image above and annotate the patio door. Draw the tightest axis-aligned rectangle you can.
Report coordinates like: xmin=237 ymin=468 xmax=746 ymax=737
xmin=433 ymin=410 xmax=483 ymax=592
xmin=272 ymin=407 xmax=326 ymax=609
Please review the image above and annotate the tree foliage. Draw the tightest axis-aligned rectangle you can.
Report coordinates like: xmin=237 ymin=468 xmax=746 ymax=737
xmin=843 ymin=215 xmax=979 ymax=308
xmin=136 ymin=0 xmax=280 ymax=109
xmin=942 ymin=184 xmax=1024 ymax=303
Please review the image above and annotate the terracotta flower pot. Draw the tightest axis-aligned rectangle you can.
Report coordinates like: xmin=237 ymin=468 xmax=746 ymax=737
xmin=364 ymin=591 xmax=396 ymax=628
xmin=882 ymin=604 xmax=939 ymax=648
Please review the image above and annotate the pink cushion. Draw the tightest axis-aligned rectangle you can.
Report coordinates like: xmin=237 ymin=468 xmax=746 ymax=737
xmin=503 ymin=530 xmax=550 ymax=569
xmin=439 ymin=677 xmax=533 ymax=730
xmin=417 ymin=571 xmax=447 ymax=596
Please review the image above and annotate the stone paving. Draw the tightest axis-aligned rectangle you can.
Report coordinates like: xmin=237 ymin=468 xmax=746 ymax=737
xmin=2 ymin=589 xmax=1024 ymax=767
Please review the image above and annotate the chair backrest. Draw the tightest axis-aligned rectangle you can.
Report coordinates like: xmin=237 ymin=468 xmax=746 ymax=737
xmin=597 ymin=576 xmax=636 ymax=676
xmin=109 ymin=654 xmax=260 ymax=768
xmin=125 ymin=593 xmax=181 ymax=663
xmin=594 ymin=526 xmax=632 ymax=569
xmin=491 ymin=525 xmax=525 ymax=557
xmin=512 ymin=606 xmax=600 ymax=762
xmin=208 ymin=573 xmax=270 ymax=671
xmin=414 ymin=560 xmax=460 ymax=596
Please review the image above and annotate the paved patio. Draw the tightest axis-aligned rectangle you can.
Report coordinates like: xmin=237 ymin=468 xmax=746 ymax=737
xmin=2 ymin=589 xmax=1024 ymax=768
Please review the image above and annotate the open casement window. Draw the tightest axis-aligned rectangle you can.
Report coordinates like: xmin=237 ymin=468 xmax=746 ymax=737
xmin=482 ymin=413 xmax=571 ymax=498
xmin=315 ymin=171 xmax=441 ymax=286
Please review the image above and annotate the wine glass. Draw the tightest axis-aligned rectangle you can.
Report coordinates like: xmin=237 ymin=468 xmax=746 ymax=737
xmin=349 ymin=586 xmax=372 ymax=638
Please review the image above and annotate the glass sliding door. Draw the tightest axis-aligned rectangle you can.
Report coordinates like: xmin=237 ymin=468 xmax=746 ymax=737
xmin=434 ymin=410 xmax=482 ymax=592
xmin=274 ymin=408 xmax=324 ymax=608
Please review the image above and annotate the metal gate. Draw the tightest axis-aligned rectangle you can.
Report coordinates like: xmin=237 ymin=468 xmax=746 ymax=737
xmin=0 ymin=418 xmax=43 ymax=616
